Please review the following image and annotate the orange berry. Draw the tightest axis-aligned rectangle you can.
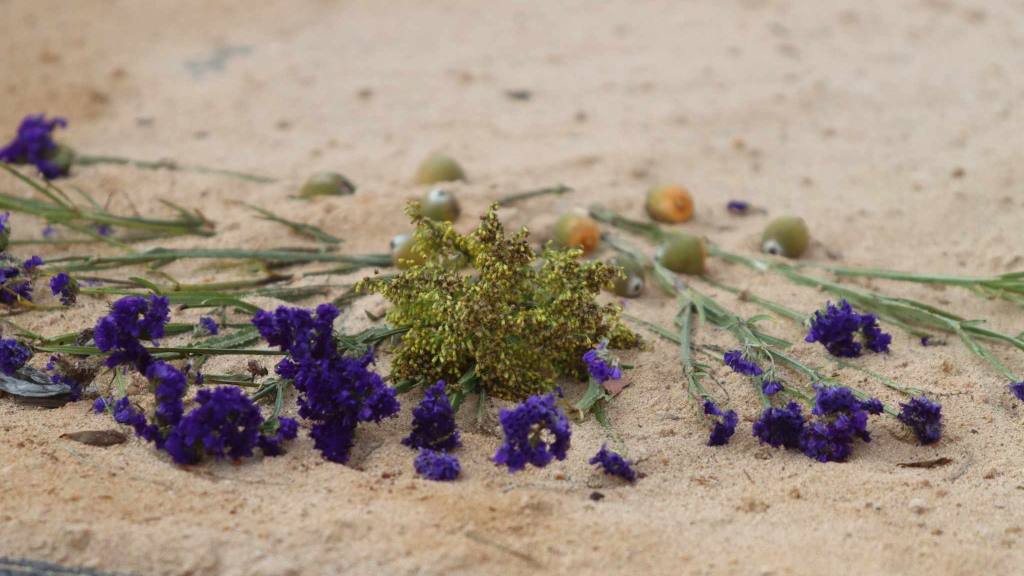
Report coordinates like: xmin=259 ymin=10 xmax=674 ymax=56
xmin=552 ymin=213 xmax=601 ymax=255
xmin=645 ymin=184 xmax=694 ymax=223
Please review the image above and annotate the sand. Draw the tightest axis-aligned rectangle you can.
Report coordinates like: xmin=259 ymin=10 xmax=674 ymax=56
xmin=1 ymin=0 xmax=1023 ymax=574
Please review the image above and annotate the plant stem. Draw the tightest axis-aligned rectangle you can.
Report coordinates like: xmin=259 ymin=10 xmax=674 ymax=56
xmin=497 ymin=184 xmax=572 ymax=206
xmin=74 ymin=154 xmax=276 ymax=184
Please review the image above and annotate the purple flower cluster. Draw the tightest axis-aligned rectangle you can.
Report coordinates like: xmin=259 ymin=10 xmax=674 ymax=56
xmin=163 ymin=386 xmax=298 ymax=464
xmin=403 ymin=381 xmax=460 ymax=451
xmin=1010 ymin=381 xmax=1024 ymax=402
xmin=198 ymin=316 xmax=219 ymax=335
xmin=753 ymin=402 xmax=805 ymax=449
xmin=589 ymin=444 xmax=637 ymax=482
xmin=703 ymin=400 xmax=738 ymax=446
xmin=799 ymin=386 xmax=881 ymax=462
xmin=113 ymin=379 xmax=294 ymax=464
xmin=0 ymin=338 xmax=31 ymax=375
xmin=583 ymin=343 xmax=622 ymax=383
xmin=0 ymin=258 xmax=40 ymax=305
xmin=253 ymin=304 xmax=399 ymax=463
xmin=0 ymin=115 xmax=69 ymax=179
xmin=805 ymin=300 xmax=891 ymax=357
xmin=414 ymin=449 xmax=461 ymax=481
xmin=897 ymin=396 xmax=943 ymax=445
xmin=723 ymin=350 xmax=763 ymax=376
xmin=93 ymin=295 xmax=170 ymax=370
xmin=493 ymin=393 xmax=571 ymax=472
xmin=49 ymin=272 xmax=78 ymax=306
xmin=761 ymin=380 xmax=783 ymax=396
xmin=258 ymin=417 xmax=300 ymax=457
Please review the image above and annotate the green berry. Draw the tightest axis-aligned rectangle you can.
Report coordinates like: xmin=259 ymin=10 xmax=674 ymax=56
xmin=761 ymin=216 xmax=809 ymax=258
xmin=390 ymin=233 xmax=424 ymax=269
xmin=656 ymin=233 xmax=706 ymax=275
xmin=609 ymin=255 xmax=645 ymax=298
xmin=419 ymin=188 xmax=461 ymax=222
xmin=299 ymin=172 xmax=356 ymax=198
xmin=415 ymin=154 xmax=465 ymax=185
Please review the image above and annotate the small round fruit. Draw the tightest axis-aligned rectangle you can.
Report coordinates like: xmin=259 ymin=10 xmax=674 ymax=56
xmin=299 ymin=172 xmax=356 ymax=198
xmin=656 ymin=233 xmax=706 ymax=275
xmin=552 ymin=213 xmax=600 ymax=255
xmin=45 ymin=143 xmax=75 ymax=177
xmin=609 ymin=255 xmax=645 ymax=298
xmin=761 ymin=216 xmax=809 ymax=258
xmin=414 ymin=154 xmax=465 ymax=184
xmin=419 ymin=188 xmax=460 ymax=222
xmin=645 ymin=184 xmax=694 ymax=223
xmin=390 ymin=233 xmax=424 ymax=269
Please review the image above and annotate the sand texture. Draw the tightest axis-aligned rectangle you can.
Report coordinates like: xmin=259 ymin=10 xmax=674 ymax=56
xmin=2 ymin=1 xmax=1024 ymax=575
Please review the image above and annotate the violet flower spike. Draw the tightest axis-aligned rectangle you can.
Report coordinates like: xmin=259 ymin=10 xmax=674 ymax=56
xmin=897 ymin=396 xmax=943 ymax=445
xmin=0 ymin=338 xmax=31 ymax=375
xmin=414 ymin=449 xmax=461 ymax=481
xmin=493 ymin=393 xmax=571 ymax=473
xmin=402 ymin=380 xmax=460 ymax=451
xmin=1010 ymin=381 xmax=1024 ymax=402
xmin=583 ymin=342 xmax=622 ymax=383
xmin=0 ymin=115 xmax=69 ymax=179
xmin=589 ymin=444 xmax=637 ymax=482
xmin=723 ymin=350 xmax=763 ymax=376
xmin=703 ymin=400 xmax=738 ymax=446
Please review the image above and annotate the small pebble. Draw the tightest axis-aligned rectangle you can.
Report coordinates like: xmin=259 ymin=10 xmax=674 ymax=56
xmin=909 ymin=498 xmax=929 ymax=514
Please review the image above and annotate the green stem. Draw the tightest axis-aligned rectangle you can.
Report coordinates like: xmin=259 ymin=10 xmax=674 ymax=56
xmin=497 ymin=184 xmax=572 ymax=206
xmin=74 ymin=154 xmax=276 ymax=184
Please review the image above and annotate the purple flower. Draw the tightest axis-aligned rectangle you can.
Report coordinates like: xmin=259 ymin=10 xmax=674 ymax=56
xmin=95 ymin=224 xmax=113 ymax=237
xmin=257 ymin=417 xmax=299 ymax=456
xmin=41 ymin=225 xmax=55 ymax=239
xmin=806 ymin=300 xmax=864 ymax=357
xmin=798 ymin=385 xmax=879 ymax=462
xmin=589 ymin=444 xmax=636 ymax=482
xmin=897 ymin=396 xmax=943 ymax=445
xmin=761 ymin=380 xmax=783 ymax=396
xmin=0 ymin=264 xmax=33 ymax=305
xmin=198 ymin=316 xmax=219 ymax=335
xmin=799 ymin=420 xmax=857 ymax=463
xmin=583 ymin=343 xmax=622 ymax=383
xmin=22 ymin=256 xmax=43 ymax=270
xmin=0 ymin=115 xmax=68 ymax=179
xmin=1010 ymin=381 xmax=1024 ymax=402
xmin=860 ymin=314 xmax=891 ymax=353
xmin=49 ymin=272 xmax=77 ymax=306
xmin=93 ymin=295 xmax=170 ymax=371
xmin=0 ymin=339 xmax=31 ymax=375
xmin=113 ymin=397 xmax=160 ymax=444
xmin=403 ymin=381 xmax=460 ymax=451
xmin=752 ymin=402 xmax=805 ymax=449
xmin=726 ymin=200 xmax=750 ymax=214
xmin=703 ymin=400 xmax=738 ymax=446
xmin=806 ymin=300 xmax=892 ymax=357
xmin=146 ymin=360 xmax=187 ymax=427
xmin=92 ymin=397 xmax=109 ymax=413
xmin=414 ymin=449 xmax=461 ymax=481
xmin=723 ymin=350 xmax=763 ymax=376
xmin=162 ymin=386 xmax=264 ymax=465
xmin=254 ymin=304 xmax=399 ymax=464
xmin=493 ymin=393 xmax=571 ymax=472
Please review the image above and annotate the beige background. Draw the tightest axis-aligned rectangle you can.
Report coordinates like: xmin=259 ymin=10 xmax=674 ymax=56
xmin=1 ymin=1 xmax=1023 ymax=574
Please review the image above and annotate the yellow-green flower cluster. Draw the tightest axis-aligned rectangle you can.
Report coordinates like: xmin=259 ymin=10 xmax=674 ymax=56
xmin=361 ymin=203 xmax=636 ymax=401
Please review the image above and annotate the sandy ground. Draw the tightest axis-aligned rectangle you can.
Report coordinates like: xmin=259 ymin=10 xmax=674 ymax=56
xmin=2 ymin=0 xmax=1024 ymax=574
